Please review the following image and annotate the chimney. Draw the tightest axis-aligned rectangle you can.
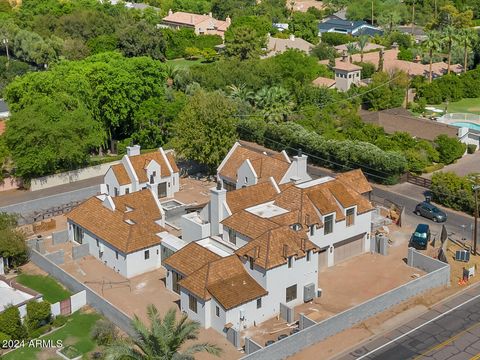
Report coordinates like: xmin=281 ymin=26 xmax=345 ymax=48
xmin=291 ymin=149 xmax=309 ymax=183
xmin=341 ymin=50 xmax=348 ymax=62
xmin=226 ymin=16 xmax=231 ymax=25
xmin=126 ymin=144 xmax=141 ymax=157
xmin=168 ymin=8 xmax=173 ymax=16
xmin=209 ymin=182 xmax=227 ymax=236
xmin=289 ymin=34 xmax=295 ymax=41
xmin=209 ymin=12 xmax=212 ymax=17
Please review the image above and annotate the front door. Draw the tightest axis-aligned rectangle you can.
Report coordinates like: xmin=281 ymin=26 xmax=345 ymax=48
xmin=158 ymin=182 xmax=167 ymax=198
xmin=172 ymin=271 xmax=183 ymax=294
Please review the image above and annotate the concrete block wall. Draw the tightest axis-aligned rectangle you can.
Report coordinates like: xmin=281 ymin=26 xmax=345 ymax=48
xmin=245 ymin=337 xmax=263 ymax=355
xmin=51 ymin=302 xmax=61 ymax=317
xmin=280 ymin=303 xmax=295 ymax=324
xmin=299 ymin=313 xmax=316 ymax=330
xmin=52 ymin=230 xmax=68 ymax=245
xmin=45 ymin=250 xmax=64 ymax=265
xmin=72 ymin=243 xmax=90 ymax=260
xmin=241 ymin=249 xmax=450 ymax=360
xmin=71 ymin=290 xmax=87 ymax=313
xmin=29 ymin=249 xmax=135 ymax=337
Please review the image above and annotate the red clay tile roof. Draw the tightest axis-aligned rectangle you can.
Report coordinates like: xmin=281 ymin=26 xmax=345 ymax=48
xmin=128 ymin=151 xmax=172 ymax=183
xmin=163 ymin=242 xmax=221 ymax=276
xmin=336 ymin=169 xmax=372 ymax=195
xmin=219 ymin=144 xmax=290 ymax=184
xmin=179 ymin=255 xmax=267 ymax=310
xmin=111 ymin=164 xmax=130 ymax=186
xmin=165 ymin=151 xmax=179 ymax=173
xmin=312 ymin=76 xmax=336 ymax=88
xmin=67 ymin=189 xmax=164 ymax=253
xmin=235 ymin=226 xmax=318 ymax=270
xmin=221 ymin=210 xmax=279 ymax=239
xmin=226 ymin=181 xmax=279 ymax=214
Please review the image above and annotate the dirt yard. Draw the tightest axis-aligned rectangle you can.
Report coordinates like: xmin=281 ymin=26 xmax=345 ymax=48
xmin=290 ymin=0 xmax=325 ymax=12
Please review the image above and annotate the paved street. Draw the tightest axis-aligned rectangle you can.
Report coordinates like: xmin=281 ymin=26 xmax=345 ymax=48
xmin=340 ymin=285 xmax=480 ymax=360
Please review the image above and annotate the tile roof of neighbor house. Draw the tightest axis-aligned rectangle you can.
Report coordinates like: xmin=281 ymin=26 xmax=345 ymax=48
xmin=334 ymin=42 xmax=385 ymax=53
xmin=264 ymin=35 xmax=314 ymax=58
xmin=163 ymin=242 xmax=221 ymax=276
xmin=359 ymin=107 xmax=459 ymax=141
xmin=321 ymin=49 xmax=463 ymax=77
xmin=162 ymin=11 xmax=229 ymax=30
xmin=179 ymin=255 xmax=268 ymax=310
xmin=111 ymin=164 xmax=131 ymax=186
xmin=312 ymin=76 xmax=336 ymax=88
xmin=218 ymin=143 xmax=291 ymax=184
xmin=235 ymin=226 xmax=318 ymax=270
xmin=333 ymin=61 xmax=362 ymax=72
xmin=68 ymin=189 xmax=165 ymax=253
xmin=336 ymin=169 xmax=373 ymax=195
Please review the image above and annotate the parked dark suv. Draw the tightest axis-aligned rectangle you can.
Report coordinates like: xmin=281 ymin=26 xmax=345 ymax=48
xmin=414 ymin=201 xmax=447 ymax=222
xmin=410 ymin=224 xmax=431 ymax=250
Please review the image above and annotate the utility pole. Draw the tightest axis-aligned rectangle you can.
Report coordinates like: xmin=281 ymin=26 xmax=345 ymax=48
xmin=371 ymin=1 xmax=374 ymax=25
xmin=411 ymin=0 xmax=415 ymax=35
xmin=405 ymin=71 xmax=410 ymax=109
xmin=469 ymin=174 xmax=480 ymax=255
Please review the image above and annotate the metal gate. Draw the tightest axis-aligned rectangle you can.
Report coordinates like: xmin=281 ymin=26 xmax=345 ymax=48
xmin=60 ymin=298 xmax=71 ymax=316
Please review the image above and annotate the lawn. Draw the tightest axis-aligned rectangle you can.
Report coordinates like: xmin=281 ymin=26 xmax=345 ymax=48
xmin=432 ymin=97 xmax=480 ymax=115
xmin=166 ymin=58 xmax=205 ymax=68
xmin=2 ymin=311 xmax=101 ymax=360
xmin=15 ymin=274 xmax=71 ymax=303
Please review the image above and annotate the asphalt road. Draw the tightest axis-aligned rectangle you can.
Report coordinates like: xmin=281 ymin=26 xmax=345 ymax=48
xmin=339 ymin=285 xmax=480 ymax=360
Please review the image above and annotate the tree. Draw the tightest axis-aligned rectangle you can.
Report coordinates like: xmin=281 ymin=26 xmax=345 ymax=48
xmin=117 ymin=20 xmax=166 ymax=60
xmin=172 ymin=90 xmax=239 ymax=171
xmin=357 ymin=35 xmax=369 ymax=62
xmin=311 ymin=42 xmax=338 ymax=61
xmin=91 ymin=319 xmax=119 ymax=346
xmin=254 ymin=86 xmax=295 ymax=122
xmin=434 ymin=134 xmax=466 ymax=164
xmin=457 ymin=28 xmax=478 ymax=73
xmin=105 ymin=305 xmax=221 ymax=360
xmin=4 ymin=95 xmax=105 ymax=179
xmin=225 ymin=25 xmax=266 ymax=60
xmin=442 ymin=26 xmax=459 ymax=74
xmin=0 ymin=306 xmax=27 ymax=341
xmin=363 ymin=71 xmax=408 ymax=110
xmin=0 ymin=213 xmax=27 ymax=269
xmin=26 ymin=301 xmax=51 ymax=331
xmin=345 ymin=42 xmax=357 ymax=63
xmin=423 ymin=31 xmax=442 ymax=82
xmin=289 ymin=12 xmax=318 ymax=44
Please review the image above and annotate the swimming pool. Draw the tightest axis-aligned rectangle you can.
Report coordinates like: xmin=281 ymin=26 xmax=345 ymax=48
xmin=451 ymin=122 xmax=480 ymax=131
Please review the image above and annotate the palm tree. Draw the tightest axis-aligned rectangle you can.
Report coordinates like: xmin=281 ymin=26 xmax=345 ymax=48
xmin=345 ymin=42 xmax=357 ymax=63
xmin=457 ymin=28 xmax=478 ymax=73
xmin=357 ymin=35 xmax=369 ymax=63
xmin=254 ymin=86 xmax=295 ymax=122
xmin=227 ymin=84 xmax=254 ymax=105
xmin=423 ymin=31 xmax=441 ymax=83
xmin=105 ymin=306 xmax=221 ymax=360
xmin=442 ymin=26 xmax=459 ymax=75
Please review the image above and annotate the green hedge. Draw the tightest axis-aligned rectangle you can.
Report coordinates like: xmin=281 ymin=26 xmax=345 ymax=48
xmin=431 ymin=172 xmax=474 ymax=214
xmin=238 ymin=119 xmax=407 ymax=183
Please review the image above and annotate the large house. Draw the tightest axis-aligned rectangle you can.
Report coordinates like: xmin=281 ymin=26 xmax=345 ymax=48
xmin=263 ymin=34 xmax=313 ymax=58
xmin=217 ymin=142 xmax=311 ymax=191
xmin=161 ymin=10 xmax=231 ymax=37
xmin=103 ymin=145 xmax=179 ymax=199
xmin=318 ymin=19 xmax=383 ymax=37
xmin=67 ymin=189 xmax=171 ymax=278
xmin=169 ymin=169 xmax=374 ymax=335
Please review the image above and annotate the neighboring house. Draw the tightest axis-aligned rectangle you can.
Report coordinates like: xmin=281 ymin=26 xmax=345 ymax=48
xmin=398 ymin=26 xmax=427 ymax=43
xmin=161 ymin=10 xmax=230 ymax=37
xmin=263 ymin=34 xmax=313 ymax=58
xmin=312 ymin=76 xmax=336 ymax=89
xmin=332 ymin=59 xmax=363 ymax=91
xmin=103 ymin=145 xmax=179 ymax=199
xmin=0 ymin=276 xmax=43 ymax=317
xmin=320 ymin=48 xmax=463 ymax=78
xmin=272 ymin=23 xmax=289 ymax=32
xmin=217 ymin=142 xmax=311 ymax=191
xmin=67 ymin=189 xmax=170 ymax=278
xmin=334 ymin=42 xmax=385 ymax=53
xmin=318 ymin=19 xmax=383 ymax=37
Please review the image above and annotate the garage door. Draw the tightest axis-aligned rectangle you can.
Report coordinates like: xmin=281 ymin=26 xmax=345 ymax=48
xmin=334 ymin=233 xmax=365 ymax=264
xmin=158 ymin=182 xmax=167 ymax=198
xmin=318 ymin=248 xmax=328 ymax=271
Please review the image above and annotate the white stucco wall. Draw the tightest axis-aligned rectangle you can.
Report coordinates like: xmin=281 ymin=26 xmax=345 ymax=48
xmin=222 ymin=227 xmax=249 ymax=249
xmin=104 ymin=165 xmax=133 ymax=197
xmin=181 ymin=212 xmax=211 ymax=242
xmin=180 ymin=289 xmax=208 ymax=327
xmin=224 ymin=296 xmax=272 ymax=331
xmin=125 ymin=244 xmax=162 ymax=278
xmin=236 ymin=160 xmax=258 ymax=189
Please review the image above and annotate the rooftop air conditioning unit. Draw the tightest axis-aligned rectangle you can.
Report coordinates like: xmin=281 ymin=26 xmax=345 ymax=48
xmin=303 ymin=283 xmax=315 ymax=302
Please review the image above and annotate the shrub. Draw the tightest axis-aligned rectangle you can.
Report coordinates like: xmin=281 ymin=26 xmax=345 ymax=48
xmin=28 ymin=324 xmax=52 ymax=339
xmin=431 ymin=172 xmax=474 ymax=214
xmin=0 ymin=306 xmax=27 ymax=340
xmin=397 ymin=48 xmax=414 ymax=61
xmin=90 ymin=320 xmax=119 ymax=346
xmin=320 ymin=32 xmax=353 ymax=46
xmin=467 ymin=144 xmax=477 ymax=154
xmin=0 ymin=331 xmax=11 ymax=343
xmin=26 ymin=301 xmax=51 ymax=331
xmin=52 ymin=315 xmax=68 ymax=328
xmin=353 ymin=62 xmax=375 ymax=79
xmin=434 ymin=135 xmax=466 ymax=164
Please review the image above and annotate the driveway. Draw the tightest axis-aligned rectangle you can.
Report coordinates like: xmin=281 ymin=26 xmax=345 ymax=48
xmin=424 ymin=151 xmax=480 ymax=178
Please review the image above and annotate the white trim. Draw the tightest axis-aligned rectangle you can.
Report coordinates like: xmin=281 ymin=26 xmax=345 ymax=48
xmin=244 ymin=159 xmax=258 ymax=179
xmin=217 ymin=142 xmax=241 ymax=174
xmin=159 ymin=148 xmax=174 ymax=176
xmin=280 ymin=150 xmax=291 ymax=163
xmin=269 ymin=177 xmax=281 ymax=194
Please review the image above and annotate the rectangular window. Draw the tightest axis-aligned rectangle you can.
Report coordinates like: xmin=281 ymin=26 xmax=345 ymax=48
xmin=346 ymin=208 xmax=355 ymax=227
xmin=287 ymin=256 xmax=293 ymax=268
xmin=228 ymin=228 xmax=236 ymax=245
xmin=257 ymin=298 xmax=262 ymax=309
xmin=244 ymin=176 xmax=248 ymax=183
xmin=172 ymin=271 xmax=183 ymax=294
xmin=73 ymin=225 xmax=84 ymax=244
xmin=310 ymin=225 xmax=314 ymax=236
xmin=114 ymin=187 xmax=119 ymax=197
xmin=286 ymin=285 xmax=297 ymax=303
xmin=324 ymin=215 xmax=334 ymax=235
xmin=115 ymin=251 xmax=118 ymax=260
xmin=215 ymin=306 xmax=220 ymax=317
xmin=189 ymin=294 xmax=197 ymax=313
xmin=249 ymin=257 xmax=254 ymax=270
xmin=144 ymin=250 xmax=150 ymax=260
xmin=96 ymin=239 xmax=99 ymax=247
xmin=125 ymin=188 xmax=130 ymax=194
xmin=306 ymin=250 xmax=311 ymax=262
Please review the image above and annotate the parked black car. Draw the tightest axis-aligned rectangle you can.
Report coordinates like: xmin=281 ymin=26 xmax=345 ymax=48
xmin=414 ymin=202 xmax=447 ymax=222
xmin=410 ymin=224 xmax=431 ymax=250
